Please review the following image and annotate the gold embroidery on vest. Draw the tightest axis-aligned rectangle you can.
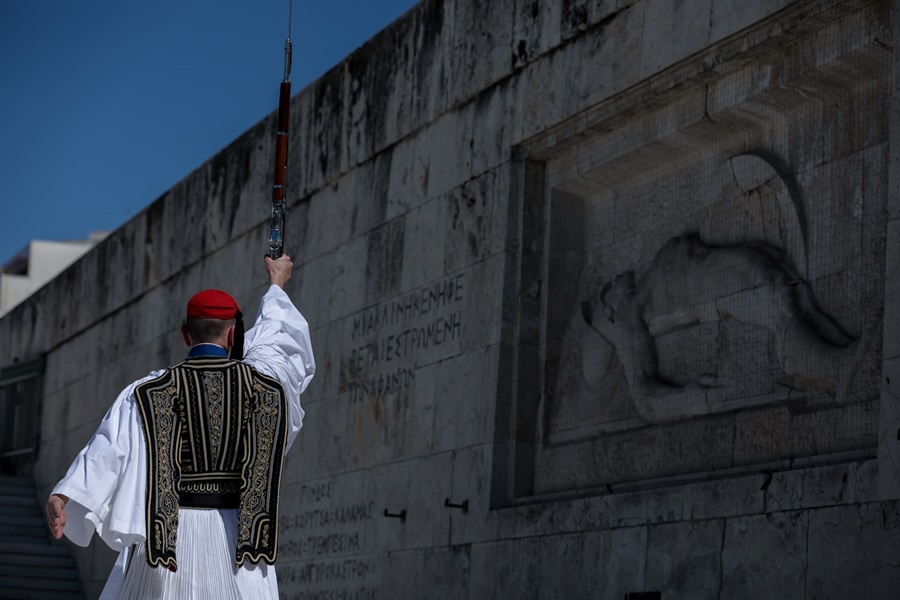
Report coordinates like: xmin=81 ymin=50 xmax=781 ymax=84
xmin=135 ymin=381 xmax=181 ymax=571
xmin=202 ymin=371 xmax=225 ymax=466
xmin=136 ymin=358 xmax=288 ymax=569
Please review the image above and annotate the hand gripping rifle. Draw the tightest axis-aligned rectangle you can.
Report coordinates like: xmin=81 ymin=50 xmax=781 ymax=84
xmin=268 ymin=1 xmax=292 ymax=259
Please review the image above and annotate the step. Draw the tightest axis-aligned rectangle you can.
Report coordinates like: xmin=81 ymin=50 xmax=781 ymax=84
xmin=0 ymin=503 xmax=42 ymax=518
xmin=0 ymin=514 xmax=44 ymax=528
xmin=0 ymin=552 xmax=74 ymax=569
xmin=0 ymin=475 xmax=35 ymax=487
xmin=0 ymin=576 xmax=83 ymax=592
xmin=2 ymin=541 xmax=72 ymax=557
xmin=0 ymin=494 xmax=40 ymax=507
xmin=0 ymin=478 xmax=86 ymax=599
xmin=0 ymin=564 xmax=79 ymax=580
xmin=3 ymin=525 xmax=48 ymax=539
xmin=0 ymin=589 xmax=84 ymax=600
xmin=0 ymin=533 xmax=55 ymax=545
xmin=0 ymin=484 xmax=37 ymax=497
xmin=0 ymin=512 xmax=43 ymax=524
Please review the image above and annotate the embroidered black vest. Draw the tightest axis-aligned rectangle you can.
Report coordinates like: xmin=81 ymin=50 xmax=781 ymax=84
xmin=134 ymin=357 xmax=288 ymax=570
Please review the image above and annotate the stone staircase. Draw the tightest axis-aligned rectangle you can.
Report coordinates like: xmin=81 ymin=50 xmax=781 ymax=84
xmin=0 ymin=475 xmax=85 ymax=600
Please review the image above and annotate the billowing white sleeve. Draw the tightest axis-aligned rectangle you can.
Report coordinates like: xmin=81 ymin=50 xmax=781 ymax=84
xmin=242 ymin=284 xmax=315 ymax=451
xmin=51 ymin=370 xmax=164 ymax=550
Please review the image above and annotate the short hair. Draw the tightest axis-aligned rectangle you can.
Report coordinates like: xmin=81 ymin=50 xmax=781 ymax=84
xmin=185 ymin=317 xmax=233 ymax=344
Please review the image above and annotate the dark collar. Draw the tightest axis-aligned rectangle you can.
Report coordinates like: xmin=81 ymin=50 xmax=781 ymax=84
xmin=187 ymin=344 xmax=228 ymax=358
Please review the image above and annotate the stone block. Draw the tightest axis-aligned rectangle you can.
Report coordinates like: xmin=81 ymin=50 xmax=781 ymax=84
xmin=443 ymin=170 xmax=502 ymax=274
xmin=639 ymin=0 xmax=711 ymax=78
xmin=365 ymin=460 xmax=410 ymax=553
xmin=511 ymin=0 xmax=563 ymax=69
xmin=806 ymin=501 xmax=900 ymax=599
xmin=386 ymin=130 xmax=432 ymax=221
xmin=877 ymin=367 xmax=900 ymax=500
xmin=365 ymin=217 xmax=406 ymax=304
xmin=310 ymin=318 xmax=347 ymax=401
xmin=882 ymin=217 xmax=900 ymax=357
xmin=721 ymin=511 xmax=808 ymax=600
xmin=682 ymin=474 xmax=767 ymax=521
xmin=426 ymin=110 xmax=474 ymax=200
xmin=288 ymin=398 xmax=334 ymax=480
xmin=645 ymin=519 xmax=724 ymax=600
xmin=766 ymin=462 xmax=871 ymax=513
xmin=472 ymin=534 xmax=588 ymax=599
xmin=709 ymin=0 xmax=794 ymax=43
xmin=520 ymin=533 xmax=586 ymax=599
xmin=421 ymin=544 xmax=471 ymax=600
xmin=511 ymin=495 xmax=611 ymax=540
xmin=380 ymin=549 xmax=423 ymax=598
xmin=407 ymin=0 xmax=455 ymax=131
xmin=433 ymin=348 xmax=493 ymax=452
xmin=325 ymin=236 xmax=370 ymax=324
xmin=607 ymin=487 xmax=685 ymax=528
xmin=401 ymin=197 xmax=447 ymax=290
xmin=581 ymin=526 xmax=648 ymax=598
xmin=469 ymin=540 xmax=522 ymax=600
xmin=460 ymin=257 xmax=505 ymax=353
xmin=449 ymin=444 xmax=500 ymax=546
xmin=306 ymin=174 xmax=358 ymax=260
xmin=404 ymin=453 xmax=454 ymax=549
xmin=468 ymin=80 xmax=519 ymax=178
xmin=446 ymin=0 xmax=514 ymax=107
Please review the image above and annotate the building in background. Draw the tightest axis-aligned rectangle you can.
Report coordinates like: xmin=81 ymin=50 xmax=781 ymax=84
xmin=0 ymin=232 xmax=108 ymax=318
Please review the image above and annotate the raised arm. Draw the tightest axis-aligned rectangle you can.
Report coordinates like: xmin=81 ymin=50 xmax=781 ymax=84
xmin=242 ymin=255 xmax=316 ymax=451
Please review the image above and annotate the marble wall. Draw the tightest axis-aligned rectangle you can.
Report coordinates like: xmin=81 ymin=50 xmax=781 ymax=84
xmin=1 ymin=0 xmax=897 ymax=598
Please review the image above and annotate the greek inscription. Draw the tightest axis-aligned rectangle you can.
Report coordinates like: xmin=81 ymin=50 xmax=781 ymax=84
xmin=344 ymin=273 xmax=466 ymax=403
xmin=279 ymin=559 xmax=372 ymax=586
xmin=297 ymin=480 xmax=334 ymax=504
xmin=280 ymin=532 xmax=362 ymax=559
xmin=350 ymin=313 xmax=462 ymax=369
xmin=348 ymin=368 xmax=415 ymax=404
xmin=280 ymin=501 xmax=375 ymax=532
xmin=351 ymin=274 xmax=465 ymax=341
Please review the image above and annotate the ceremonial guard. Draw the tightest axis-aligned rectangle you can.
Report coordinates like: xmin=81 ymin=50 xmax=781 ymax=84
xmin=46 ymin=255 xmax=314 ymax=599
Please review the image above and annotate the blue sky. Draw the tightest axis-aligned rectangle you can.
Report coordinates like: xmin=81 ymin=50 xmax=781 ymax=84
xmin=0 ymin=0 xmax=419 ymax=264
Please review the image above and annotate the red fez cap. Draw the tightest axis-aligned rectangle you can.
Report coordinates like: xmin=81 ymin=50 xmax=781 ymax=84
xmin=186 ymin=289 xmax=241 ymax=320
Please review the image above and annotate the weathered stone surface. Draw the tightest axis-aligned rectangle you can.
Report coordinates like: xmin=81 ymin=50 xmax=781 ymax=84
xmin=806 ymin=502 xmax=900 ymax=599
xmin=682 ymin=474 xmax=768 ymax=521
xmin=581 ymin=525 xmax=648 ymax=597
xmin=448 ymin=444 xmax=501 ymax=546
xmin=646 ymin=519 xmax=724 ymax=600
xmin=468 ymin=540 xmax=521 ymax=599
xmin=721 ymin=511 xmax=808 ymax=600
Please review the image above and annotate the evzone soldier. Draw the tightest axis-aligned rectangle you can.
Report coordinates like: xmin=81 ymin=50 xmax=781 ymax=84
xmin=46 ymin=255 xmax=315 ymax=599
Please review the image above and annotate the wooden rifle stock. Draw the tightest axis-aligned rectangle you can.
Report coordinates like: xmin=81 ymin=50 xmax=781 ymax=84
xmin=268 ymin=80 xmax=290 ymax=259
xmin=268 ymin=9 xmax=292 ymax=260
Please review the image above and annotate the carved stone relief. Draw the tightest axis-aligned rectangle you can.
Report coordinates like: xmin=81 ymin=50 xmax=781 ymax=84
xmin=490 ymin=0 xmax=889 ymax=504
xmin=579 ymin=231 xmax=872 ymax=423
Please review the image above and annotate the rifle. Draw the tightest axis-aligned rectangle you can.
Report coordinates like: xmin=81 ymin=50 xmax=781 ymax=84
xmin=268 ymin=1 xmax=292 ymax=259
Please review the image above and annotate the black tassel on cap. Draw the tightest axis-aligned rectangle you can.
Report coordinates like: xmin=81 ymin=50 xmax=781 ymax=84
xmin=230 ymin=310 xmax=245 ymax=360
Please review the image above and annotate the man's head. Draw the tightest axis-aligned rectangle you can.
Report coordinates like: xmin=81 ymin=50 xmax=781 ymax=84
xmin=181 ymin=289 xmax=244 ymax=358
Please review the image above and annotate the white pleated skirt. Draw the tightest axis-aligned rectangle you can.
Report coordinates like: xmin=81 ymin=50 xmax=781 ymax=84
xmin=100 ymin=509 xmax=279 ymax=600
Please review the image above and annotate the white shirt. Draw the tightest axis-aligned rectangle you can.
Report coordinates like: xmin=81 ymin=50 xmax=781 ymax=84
xmin=52 ymin=285 xmax=315 ymax=552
